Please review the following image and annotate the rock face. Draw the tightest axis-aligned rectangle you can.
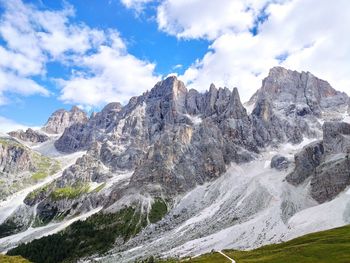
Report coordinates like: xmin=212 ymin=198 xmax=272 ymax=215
xmin=0 ymin=137 xmax=36 ymax=200
xmin=251 ymin=67 xmax=348 ymax=147
xmin=54 ymin=76 xmax=258 ymax=197
xmin=311 ymin=157 xmax=350 ymax=203
xmin=287 ymin=121 xmax=350 ymax=203
xmin=286 ymin=140 xmax=324 ymax=185
xmin=270 ymin=155 xmax=289 ymax=170
xmin=8 ymin=128 xmax=49 ymax=143
xmin=322 ymin=122 xmax=350 ymax=155
xmin=0 ymin=137 xmax=34 ymax=174
xmin=42 ymin=106 xmax=88 ymax=134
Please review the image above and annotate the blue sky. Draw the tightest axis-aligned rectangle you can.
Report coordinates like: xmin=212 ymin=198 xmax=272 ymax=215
xmin=0 ymin=0 xmax=349 ymax=131
xmin=0 ymin=0 xmax=209 ymax=127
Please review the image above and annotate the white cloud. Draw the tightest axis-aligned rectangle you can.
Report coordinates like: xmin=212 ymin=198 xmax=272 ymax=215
xmin=121 ymin=0 xmax=155 ymax=12
xmin=58 ymin=36 xmax=160 ymax=106
xmin=157 ymin=0 xmax=275 ymax=40
xmin=0 ymin=70 xmax=49 ymax=105
xmin=0 ymin=0 xmax=160 ymax=107
xmin=0 ymin=115 xmax=38 ymax=133
xmin=166 ymin=0 xmax=350 ymax=101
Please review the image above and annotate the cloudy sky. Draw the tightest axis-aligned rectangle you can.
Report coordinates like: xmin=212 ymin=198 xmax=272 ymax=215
xmin=0 ymin=0 xmax=349 ymax=130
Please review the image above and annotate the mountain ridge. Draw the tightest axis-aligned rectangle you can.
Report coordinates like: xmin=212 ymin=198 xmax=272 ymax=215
xmin=1 ymin=66 xmax=350 ymax=263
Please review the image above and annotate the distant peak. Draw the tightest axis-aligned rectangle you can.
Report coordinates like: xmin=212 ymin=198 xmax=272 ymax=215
xmin=70 ymin=106 xmax=83 ymax=112
xmin=150 ymin=75 xmax=187 ymax=97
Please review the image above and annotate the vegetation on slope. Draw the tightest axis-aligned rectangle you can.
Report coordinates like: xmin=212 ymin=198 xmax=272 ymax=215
xmin=225 ymin=224 xmax=350 ymax=263
xmin=7 ymin=205 xmax=148 ymax=263
xmin=150 ymin=224 xmax=350 ymax=263
xmin=31 ymin=154 xmax=60 ymax=181
xmin=0 ymin=220 xmax=19 ymax=239
xmin=149 ymin=198 xmax=168 ymax=223
xmin=50 ymin=183 xmax=90 ymax=200
xmin=0 ymin=255 xmax=31 ymax=263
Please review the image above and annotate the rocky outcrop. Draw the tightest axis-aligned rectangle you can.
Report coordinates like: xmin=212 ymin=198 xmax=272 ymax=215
xmin=8 ymin=128 xmax=49 ymax=143
xmin=322 ymin=122 xmax=350 ymax=155
xmin=0 ymin=205 xmax=33 ymax=238
xmin=0 ymin=137 xmax=35 ymax=174
xmin=42 ymin=106 xmax=88 ymax=134
xmin=311 ymin=157 xmax=350 ymax=203
xmin=287 ymin=121 xmax=350 ymax=203
xmin=54 ymin=102 xmax=124 ymax=153
xmin=286 ymin=140 xmax=324 ymax=185
xmin=250 ymin=67 xmax=348 ymax=147
xmin=270 ymin=155 xmax=289 ymax=170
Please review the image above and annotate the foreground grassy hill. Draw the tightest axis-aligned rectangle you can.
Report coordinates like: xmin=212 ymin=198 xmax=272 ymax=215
xmin=155 ymin=224 xmax=350 ymax=263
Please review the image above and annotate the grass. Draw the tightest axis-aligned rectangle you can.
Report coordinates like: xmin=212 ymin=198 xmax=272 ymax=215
xmin=50 ymin=184 xmax=90 ymax=200
xmin=0 ymin=138 xmax=25 ymax=148
xmin=149 ymin=198 xmax=168 ymax=223
xmin=155 ymin=224 xmax=350 ymax=263
xmin=146 ymin=252 xmax=230 ymax=263
xmin=225 ymin=224 xmax=350 ymax=263
xmin=30 ymin=154 xmax=61 ymax=182
xmin=25 ymin=183 xmax=52 ymax=202
xmin=8 ymin=205 xmax=148 ymax=263
xmin=91 ymin=182 xmax=106 ymax=193
xmin=0 ymin=255 xmax=31 ymax=263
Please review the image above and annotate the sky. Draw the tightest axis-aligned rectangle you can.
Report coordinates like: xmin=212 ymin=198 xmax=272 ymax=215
xmin=0 ymin=0 xmax=349 ymax=131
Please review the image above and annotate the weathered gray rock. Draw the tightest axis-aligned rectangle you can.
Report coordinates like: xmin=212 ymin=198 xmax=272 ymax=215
xmin=286 ymin=121 xmax=350 ymax=203
xmin=0 ymin=137 xmax=34 ymax=174
xmin=8 ymin=128 xmax=49 ymax=143
xmin=250 ymin=67 xmax=348 ymax=147
xmin=286 ymin=140 xmax=324 ymax=185
xmin=54 ymin=102 xmax=124 ymax=153
xmin=323 ymin=122 xmax=350 ymax=155
xmin=311 ymin=157 xmax=350 ymax=203
xmin=270 ymin=155 xmax=289 ymax=170
xmin=0 ymin=205 xmax=33 ymax=238
xmin=42 ymin=106 xmax=88 ymax=134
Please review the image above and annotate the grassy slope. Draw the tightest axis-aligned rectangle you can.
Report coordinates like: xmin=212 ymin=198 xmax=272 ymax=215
xmin=0 ymin=255 xmax=31 ymax=263
xmin=157 ymin=224 xmax=350 ymax=263
xmin=225 ymin=224 xmax=350 ymax=263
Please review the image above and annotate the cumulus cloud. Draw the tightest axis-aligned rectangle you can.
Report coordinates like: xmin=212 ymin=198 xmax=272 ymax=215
xmin=0 ymin=115 xmax=39 ymax=133
xmin=159 ymin=0 xmax=350 ymax=101
xmin=0 ymin=0 xmax=159 ymax=107
xmin=157 ymin=0 xmax=275 ymax=40
xmin=57 ymin=29 xmax=159 ymax=106
xmin=58 ymin=43 xmax=159 ymax=106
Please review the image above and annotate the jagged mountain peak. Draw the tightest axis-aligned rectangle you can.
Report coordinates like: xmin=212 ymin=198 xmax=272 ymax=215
xmin=149 ymin=75 xmax=187 ymax=99
xmin=101 ymin=102 xmax=122 ymax=113
xmin=42 ymin=105 xmax=88 ymax=134
xmin=252 ymin=66 xmax=348 ymax=117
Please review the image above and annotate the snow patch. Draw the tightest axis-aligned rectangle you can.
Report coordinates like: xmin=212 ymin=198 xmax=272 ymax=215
xmin=184 ymin=114 xmax=202 ymax=125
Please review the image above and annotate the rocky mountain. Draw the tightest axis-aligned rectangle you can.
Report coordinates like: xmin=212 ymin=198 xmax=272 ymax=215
xmin=0 ymin=136 xmax=59 ymax=201
xmin=287 ymin=121 xmax=350 ymax=203
xmin=1 ymin=67 xmax=350 ymax=263
xmin=42 ymin=106 xmax=88 ymax=134
xmin=8 ymin=128 xmax=49 ymax=143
